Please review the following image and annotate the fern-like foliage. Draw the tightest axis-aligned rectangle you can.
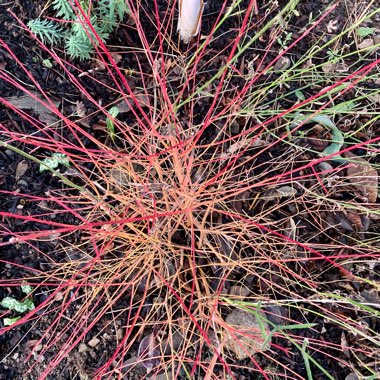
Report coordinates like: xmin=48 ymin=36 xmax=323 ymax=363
xmin=52 ymin=0 xmax=75 ymax=20
xmin=66 ymin=33 xmax=93 ymax=60
xmin=99 ymin=0 xmax=129 ymax=32
xmin=27 ymin=19 xmax=64 ymax=44
xmin=28 ymin=0 xmax=130 ymax=60
xmin=71 ymin=15 xmax=110 ymax=44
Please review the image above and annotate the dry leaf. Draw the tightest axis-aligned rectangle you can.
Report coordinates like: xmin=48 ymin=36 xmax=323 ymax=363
xmin=326 ymin=19 xmax=339 ymax=33
xmin=15 ymin=160 xmax=28 ymax=181
xmin=4 ymin=92 xmax=59 ymax=125
xmin=138 ymin=334 xmax=160 ymax=370
xmin=75 ymin=101 xmax=87 ymax=118
xmin=340 ymin=332 xmax=350 ymax=358
xmin=368 ymin=93 xmax=380 ymax=104
xmin=110 ymin=52 xmax=122 ymax=64
xmin=224 ymin=309 xmax=270 ymax=359
xmin=322 ymin=63 xmax=335 ymax=73
xmin=274 ymin=56 xmax=291 ymax=71
xmin=115 ymin=94 xmax=151 ymax=113
xmin=261 ymin=186 xmax=297 ymax=200
xmin=326 ymin=212 xmax=354 ymax=231
xmin=360 ymin=288 xmax=380 ymax=304
xmin=357 ymin=38 xmax=374 ymax=49
xmin=345 ymin=211 xmax=364 ymax=230
xmin=344 ymin=151 xmax=378 ymax=203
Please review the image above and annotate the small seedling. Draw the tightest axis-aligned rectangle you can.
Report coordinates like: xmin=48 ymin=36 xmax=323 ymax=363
xmin=21 ymin=284 xmax=33 ymax=294
xmin=277 ymin=31 xmax=293 ymax=50
xmin=42 ymin=59 xmax=53 ymax=68
xmin=3 ymin=317 xmax=22 ymax=326
xmin=0 ymin=296 xmax=35 ymax=313
xmin=1 ymin=285 xmax=35 ymax=326
xmin=28 ymin=0 xmax=129 ymax=60
xmin=39 ymin=152 xmax=70 ymax=173
xmin=106 ymin=106 xmax=119 ymax=142
xmin=295 ymin=90 xmax=306 ymax=101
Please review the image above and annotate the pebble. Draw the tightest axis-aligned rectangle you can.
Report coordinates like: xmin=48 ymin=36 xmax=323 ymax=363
xmin=116 ymin=328 xmax=123 ymax=340
xmin=88 ymin=337 xmax=100 ymax=347
xmin=78 ymin=343 xmax=89 ymax=353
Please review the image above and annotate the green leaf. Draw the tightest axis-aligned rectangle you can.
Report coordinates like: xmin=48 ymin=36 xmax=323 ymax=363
xmin=0 ymin=297 xmax=35 ymax=313
xmin=4 ymin=317 xmax=21 ymax=326
xmin=39 ymin=153 xmax=70 ymax=173
xmin=42 ymin=59 xmax=53 ymax=68
xmin=329 ymin=101 xmax=357 ymax=113
xmin=276 ymin=323 xmax=318 ymax=330
xmin=357 ymin=27 xmax=375 ymax=37
xmin=21 ymin=284 xmax=33 ymax=295
xmin=301 ymin=338 xmax=313 ymax=380
xmin=106 ymin=106 xmax=119 ymax=142
xmin=295 ymin=90 xmax=305 ymax=101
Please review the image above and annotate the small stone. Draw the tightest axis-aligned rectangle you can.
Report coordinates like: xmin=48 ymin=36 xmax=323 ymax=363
xmin=116 ymin=328 xmax=124 ymax=340
xmin=102 ymin=333 xmax=111 ymax=341
xmin=35 ymin=354 xmax=45 ymax=363
xmin=318 ymin=162 xmax=333 ymax=172
xmin=34 ymin=344 xmax=43 ymax=352
xmin=88 ymin=337 xmax=100 ymax=348
xmin=54 ymin=292 xmax=63 ymax=302
xmin=345 ymin=374 xmax=359 ymax=380
xmin=78 ymin=343 xmax=89 ymax=353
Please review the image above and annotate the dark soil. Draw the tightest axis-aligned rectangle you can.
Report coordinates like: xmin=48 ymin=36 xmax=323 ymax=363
xmin=1 ymin=0 xmax=379 ymax=379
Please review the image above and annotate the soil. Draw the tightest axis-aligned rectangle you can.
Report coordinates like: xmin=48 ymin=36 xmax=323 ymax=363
xmin=0 ymin=1 xmax=379 ymax=379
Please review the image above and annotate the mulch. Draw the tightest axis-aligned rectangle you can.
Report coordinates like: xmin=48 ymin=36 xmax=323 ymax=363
xmin=0 ymin=0 xmax=379 ymax=379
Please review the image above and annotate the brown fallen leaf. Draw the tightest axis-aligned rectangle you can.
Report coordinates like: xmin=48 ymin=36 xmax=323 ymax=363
xmin=4 ymin=92 xmax=60 ymax=125
xmin=274 ymin=56 xmax=291 ymax=71
xmin=223 ymin=308 xmax=270 ymax=360
xmin=110 ymin=52 xmax=122 ymax=64
xmin=137 ymin=333 xmax=160 ymax=370
xmin=345 ymin=210 xmax=363 ymax=230
xmin=15 ymin=160 xmax=28 ymax=181
xmin=261 ymin=186 xmax=297 ymax=200
xmin=115 ymin=94 xmax=151 ymax=113
xmin=344 ymin=151 xmax=378 ymax=203
xmin=357 ymin=38 xmax=374 ymax=49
